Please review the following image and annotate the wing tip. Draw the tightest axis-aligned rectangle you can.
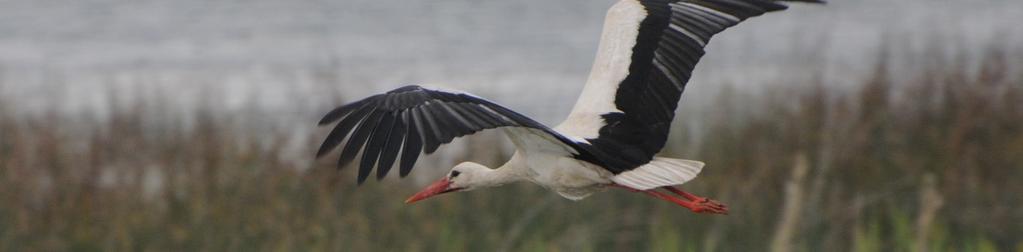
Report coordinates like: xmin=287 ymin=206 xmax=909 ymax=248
xmin=777 ymin=0 xmax=826 ymax=4
xmin=388 ymin=85 xmax=424 ymax=94
xmin=318 ymin=113 xmax=337 ymax=126
xmin=357 ymin=164 xmax=373 ymax=185
xmin=315 ymin=129 xmax=349 ymax=159
xmin=760 ymin=0 xmax=826 ymax=11
xmin=315 ymin=145 xmax=333 ymax=159
xmin=318 ymin=100 xmax=364 ymax=126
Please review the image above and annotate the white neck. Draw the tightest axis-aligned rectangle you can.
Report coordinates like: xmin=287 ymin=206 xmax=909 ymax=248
xmin=475 ymin=155 xmax=529 ymax=188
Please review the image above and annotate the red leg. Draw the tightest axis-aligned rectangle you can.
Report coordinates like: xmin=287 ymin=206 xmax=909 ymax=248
xmin=663 ymin=186 xmax=705 ymax=202
xmin=610 ymin=184 xmax=728 ymax=215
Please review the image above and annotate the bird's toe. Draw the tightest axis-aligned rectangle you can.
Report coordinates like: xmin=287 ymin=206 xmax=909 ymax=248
xmin=692 ymin=199 xmax=729 ymax=215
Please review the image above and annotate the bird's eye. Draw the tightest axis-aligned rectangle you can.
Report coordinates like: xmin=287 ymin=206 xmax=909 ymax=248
xmin=450 ymin=171 xmax=461 ymax=178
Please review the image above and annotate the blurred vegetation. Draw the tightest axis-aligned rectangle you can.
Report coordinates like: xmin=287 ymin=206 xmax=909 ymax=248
xmin=1 ymin=45 xmax=1022 ymax=251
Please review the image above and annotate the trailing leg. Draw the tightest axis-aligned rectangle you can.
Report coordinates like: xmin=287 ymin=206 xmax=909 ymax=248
xmin=611 ymin=184 xmax=727 ymax=215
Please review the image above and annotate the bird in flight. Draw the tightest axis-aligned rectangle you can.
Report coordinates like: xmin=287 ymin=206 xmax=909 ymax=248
xmin=317 ymin=0 xmax=821 ymax=214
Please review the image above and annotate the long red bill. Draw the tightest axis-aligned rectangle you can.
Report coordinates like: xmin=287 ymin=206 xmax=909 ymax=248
xmin=405 ymin=177 xmax=460 ymax=204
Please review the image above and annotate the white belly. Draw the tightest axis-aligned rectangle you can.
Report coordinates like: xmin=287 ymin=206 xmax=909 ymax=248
xmin=502 ymin=128 xmax=615 ymax=200
xmin=520 ymin=152 xmax=614 ymax=200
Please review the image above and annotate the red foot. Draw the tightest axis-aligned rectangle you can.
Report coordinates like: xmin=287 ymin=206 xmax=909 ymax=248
xmin=689 ymin=198 xmax=728 ymax=214
xmin=663 ymin=186 xmax=728 ymax=214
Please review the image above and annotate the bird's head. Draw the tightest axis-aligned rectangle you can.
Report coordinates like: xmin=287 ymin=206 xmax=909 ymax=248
xmin=405 ymin=162 xmax=491 ymax=204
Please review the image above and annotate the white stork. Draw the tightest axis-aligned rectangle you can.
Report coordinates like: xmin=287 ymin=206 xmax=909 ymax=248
xmin=317 ymin=0 xmax=821 ymax=214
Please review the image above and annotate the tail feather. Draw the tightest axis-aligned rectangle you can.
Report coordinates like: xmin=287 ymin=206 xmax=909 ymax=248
xmin=612 ymin=157 xmax=705 ymax=190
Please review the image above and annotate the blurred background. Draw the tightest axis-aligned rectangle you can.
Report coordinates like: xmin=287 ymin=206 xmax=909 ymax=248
xmin=1 ymin=0 xmax=1021 ymax=251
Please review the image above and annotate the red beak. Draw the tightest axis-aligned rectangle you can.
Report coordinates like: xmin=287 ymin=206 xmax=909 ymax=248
xmin=405 ymin=177 xmax=461 ymax=204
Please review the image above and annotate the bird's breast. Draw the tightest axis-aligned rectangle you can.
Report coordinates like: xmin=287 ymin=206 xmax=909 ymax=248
xmin=521 ymin=153 xmax=614 ymax=200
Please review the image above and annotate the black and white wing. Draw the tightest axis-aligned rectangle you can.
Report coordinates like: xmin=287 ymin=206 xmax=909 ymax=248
xmin=317 ymin=85 xmax=581 ymax=184
xmin=558 ymin=0 xmax=821 ymax=173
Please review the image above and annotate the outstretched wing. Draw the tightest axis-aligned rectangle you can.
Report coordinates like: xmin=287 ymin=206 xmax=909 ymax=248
xmin=317 ymin=85 xmax=581 ymax=184
xmin=558 ymin=0 xmax=821 ymax=174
